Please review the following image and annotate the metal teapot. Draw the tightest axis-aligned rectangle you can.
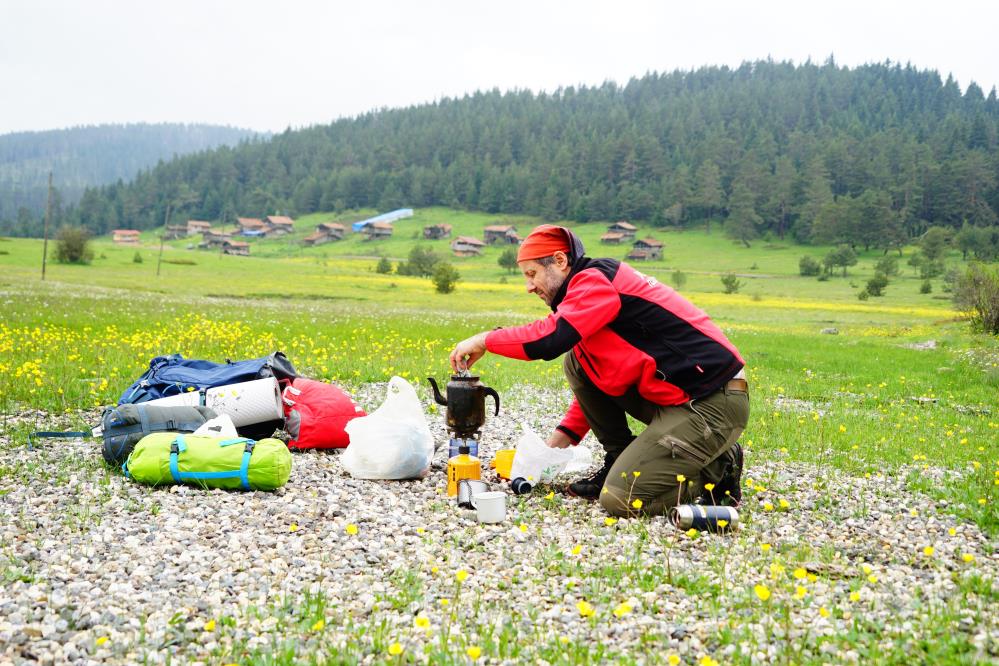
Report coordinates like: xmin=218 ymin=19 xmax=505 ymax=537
xmin=427 ymin=374 xmax=500 ymax=437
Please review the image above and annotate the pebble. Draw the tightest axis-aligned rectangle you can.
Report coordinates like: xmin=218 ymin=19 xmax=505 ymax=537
xmin=1 ymin=385 xmax=997 ymax=664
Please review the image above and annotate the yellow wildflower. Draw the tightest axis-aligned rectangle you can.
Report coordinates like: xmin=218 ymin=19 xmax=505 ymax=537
xmin=289 ymin=523 xmax=298 ymax=532
xmin=819 ymin=607 xmax=830 ymax=618
xmin=571 ymin=544 xmax=583 ymax=555
xmin=311 ymin=619 xmax=325 ymax=631
xmin=388 ymin=642 xmax=403 ymax=656
xmin=686 ymin=528 xmax=698 ymax=538
xmin=760 ymin=543 xmax=771 ymax=553
xmin=676 ymin=474 xmax=687 ymax=483
xmin=668 ymin=656 xmax=681 ymax=666
xmin=203 ymin=619 xmax=216 ymax=632
xmin=793 ymin=567 xmax=807 ymax=579
xmin=754 ymin=584 xmax=771 ymax=601
xmin=345 ymin=523 xmax=358 ymax=535
xmin=794 ymin=585 xmax=807 ymax=600
xmin=849 ymin=591 xmax=861 ymax=602
xmin=96 ymin=636 xmax=109 ymax=646
xmin=613 ymin=601 xmax=633 ymax=618
xmin=414 ymin=615 xmax=430 ymax=630
xmin=466 ymin=646 xmax=482 ymax=660
xmin=576 ymin=600 xmax=595 ymax=617
xmin=456 ymin=569 xmax=469 ymax=583
xmin=962 ymin=553 xmax=975 ymax=563
xmin=604 ymin=517 xmax=618 ymax=526
xmin=633 ymin=471 xmax=641 ymax=477
xmin=923 ymin=546 xmax=934 ymax=556
xmin=631 ymin=499 xmax=643 ymax=509
xmin=703 ymin=483 xmax=715 ymax=491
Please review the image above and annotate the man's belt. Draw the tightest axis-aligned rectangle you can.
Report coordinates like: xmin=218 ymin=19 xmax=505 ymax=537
xmin=725 ymin=378 xmax=749 ymax=392
xmin=726 ymin=368 xmax=748 ymax=392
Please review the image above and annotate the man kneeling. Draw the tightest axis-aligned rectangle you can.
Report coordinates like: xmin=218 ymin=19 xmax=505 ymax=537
xmin=449 ymin=225 xmax=748 ymax=516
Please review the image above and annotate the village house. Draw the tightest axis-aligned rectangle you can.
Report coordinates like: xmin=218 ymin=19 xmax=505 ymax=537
xmin=600 ymin=231 xmax=626 ymax=244
xmin=608 ymin=221 xmax=637 ymax=238
xmin=450 ymin=235 xmax=486 ymax=257
xmin=423 ymin=223 xmax=453 ymax=240
xmin=362 ymin=221 xmax=393 ymax=240
xmin=112 ymin=229 xmax=141 ymax=246
xmin=199 ymin=229 xmax=232 ymax=248
xmin=222 ymin=239 xmax=250 ymax=256
xmin=162 ymin=225 xmax=189 ymax=241
xmin=236 ymin=217 xmax=267 ymax=237
xmin=186 ymin=220 xmax=212 ymax=236
xmin=264 ymin=215 xmax=295 ymax=235
xmin=627 ymin=237 xmax=664 ymax=261
xmin=303 ymin=222 xmax=346 ymax=246
xmin=483 ymin=225 xmax=520 ymax=244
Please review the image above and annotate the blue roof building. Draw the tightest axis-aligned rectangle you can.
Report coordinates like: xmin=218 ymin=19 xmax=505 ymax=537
xmin=351 ymin=208 xmax=414 ymax=232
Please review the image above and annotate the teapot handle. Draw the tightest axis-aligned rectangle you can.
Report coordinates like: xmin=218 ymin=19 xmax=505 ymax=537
xmin=483 ymin=387 xmax=500 ymax=416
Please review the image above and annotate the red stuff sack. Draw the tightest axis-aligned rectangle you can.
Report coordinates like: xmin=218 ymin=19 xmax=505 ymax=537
xmin=282 ymin=378 xmax=366 ymax=449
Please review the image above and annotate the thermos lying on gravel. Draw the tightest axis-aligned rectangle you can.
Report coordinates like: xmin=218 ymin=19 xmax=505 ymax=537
xmin=510 ymin=477 xmax=533 ymax=495
xmin=669 ymin=504 xmax=739 ymax=532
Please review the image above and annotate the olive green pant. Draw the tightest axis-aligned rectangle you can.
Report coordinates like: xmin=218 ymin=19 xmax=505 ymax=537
xmin=563 ymin=353 xmax=749 ymax=517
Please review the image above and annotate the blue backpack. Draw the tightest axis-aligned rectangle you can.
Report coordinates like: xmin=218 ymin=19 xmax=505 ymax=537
xmin=118 ymin=352 xmax=298 ymax=405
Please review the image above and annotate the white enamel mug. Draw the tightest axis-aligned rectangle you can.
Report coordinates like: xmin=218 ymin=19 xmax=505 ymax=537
xmin=471 ymin=491 xmax=506 ymax=523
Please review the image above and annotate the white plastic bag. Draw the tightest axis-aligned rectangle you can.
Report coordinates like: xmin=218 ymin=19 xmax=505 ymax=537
xmin=342 ymin=377 xmax=434 ymax=480
xmin=509 ymin=423 xmax=574 ymax=482
xmin=563 ymin=444 xmax=594 ymax=475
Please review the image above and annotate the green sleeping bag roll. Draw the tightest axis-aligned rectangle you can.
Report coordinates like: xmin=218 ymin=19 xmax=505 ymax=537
xmin=124 ymin=432 xmax=292 ymax=491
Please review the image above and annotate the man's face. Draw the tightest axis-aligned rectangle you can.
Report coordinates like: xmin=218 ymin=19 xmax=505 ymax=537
xmin=519 ymin=253 xmax=570 ymax=306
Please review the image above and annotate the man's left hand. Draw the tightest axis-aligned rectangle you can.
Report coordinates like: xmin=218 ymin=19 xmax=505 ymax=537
xmin=449 ymin=332 xmax=489 ymax=372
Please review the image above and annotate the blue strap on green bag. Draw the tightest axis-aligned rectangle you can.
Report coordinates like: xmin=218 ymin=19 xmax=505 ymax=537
xmin=168 ymin=435 xmax=257 ymax=490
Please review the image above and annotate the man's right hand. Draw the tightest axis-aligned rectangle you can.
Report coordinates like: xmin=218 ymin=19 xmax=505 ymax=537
xmin=546 ymin=430 xmax=573 ymax=449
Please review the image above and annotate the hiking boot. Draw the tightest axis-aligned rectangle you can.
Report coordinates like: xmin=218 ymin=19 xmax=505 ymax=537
xmin=566 ymin=453 xmax=617 ymax=500
xmin=713 ymin=441 xmax=744 ymax=506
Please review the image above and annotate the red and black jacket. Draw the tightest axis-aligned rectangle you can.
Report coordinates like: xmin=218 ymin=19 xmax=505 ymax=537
xmin=485 ymin=228 xmax=744 ymax=443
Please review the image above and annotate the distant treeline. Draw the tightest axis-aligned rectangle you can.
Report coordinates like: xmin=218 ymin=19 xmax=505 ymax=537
xmin=11 ymin=60 xmax=999 ymax=252
xmin=0 ymin=123 xmax=262 ymax=235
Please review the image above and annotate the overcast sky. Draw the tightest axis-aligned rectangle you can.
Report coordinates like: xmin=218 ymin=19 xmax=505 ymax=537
xmin=1 ymin=0 xmax=996 ymax=135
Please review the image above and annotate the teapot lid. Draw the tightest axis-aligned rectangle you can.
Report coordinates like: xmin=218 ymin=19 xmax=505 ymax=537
xmin=450 ymin=372 xmax=480 ymax=381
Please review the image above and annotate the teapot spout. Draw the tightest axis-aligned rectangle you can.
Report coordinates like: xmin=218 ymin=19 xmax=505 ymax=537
xmin=427 ymin=377 xmax=448 ymax=406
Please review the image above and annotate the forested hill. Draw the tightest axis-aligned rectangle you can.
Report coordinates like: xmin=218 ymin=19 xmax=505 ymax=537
xmin=0 ymin=123 xmax=262 ymax=235
xmin=56 ymin=62 xmax=999 ymax=249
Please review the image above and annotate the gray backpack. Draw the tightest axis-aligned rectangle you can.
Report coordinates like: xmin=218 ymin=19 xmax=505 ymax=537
xmin=101 ymin=404 xmax=217 ymax=466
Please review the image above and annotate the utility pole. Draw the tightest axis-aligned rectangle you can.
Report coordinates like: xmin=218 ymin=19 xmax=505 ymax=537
xmin=156 ymin=203 xmax=171 ymax=277
xmin=41 ymin=172 xmax=52 ymax=280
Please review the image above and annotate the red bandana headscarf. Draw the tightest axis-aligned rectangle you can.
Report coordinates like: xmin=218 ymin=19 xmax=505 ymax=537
xmin=517 ymin=224 xmax=570 ymax=262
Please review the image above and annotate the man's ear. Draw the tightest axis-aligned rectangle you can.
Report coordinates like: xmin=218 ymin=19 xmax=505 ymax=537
xmin=554 ymin=250 xmax=570 ymax=270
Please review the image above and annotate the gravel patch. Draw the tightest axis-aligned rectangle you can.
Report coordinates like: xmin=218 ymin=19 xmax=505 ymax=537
xmin=1 ymin=385 xmax=997 ymax=664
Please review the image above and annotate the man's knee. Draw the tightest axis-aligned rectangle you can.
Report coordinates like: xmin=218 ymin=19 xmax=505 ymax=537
xmin=598 ymin=485 xmax=631 ymax=517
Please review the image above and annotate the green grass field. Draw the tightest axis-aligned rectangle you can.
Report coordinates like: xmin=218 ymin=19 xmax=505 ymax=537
xmin=1 ymin=209 xmax=997 ymax=664
xmin=1 ymin=211 xmax=995 ymax=523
